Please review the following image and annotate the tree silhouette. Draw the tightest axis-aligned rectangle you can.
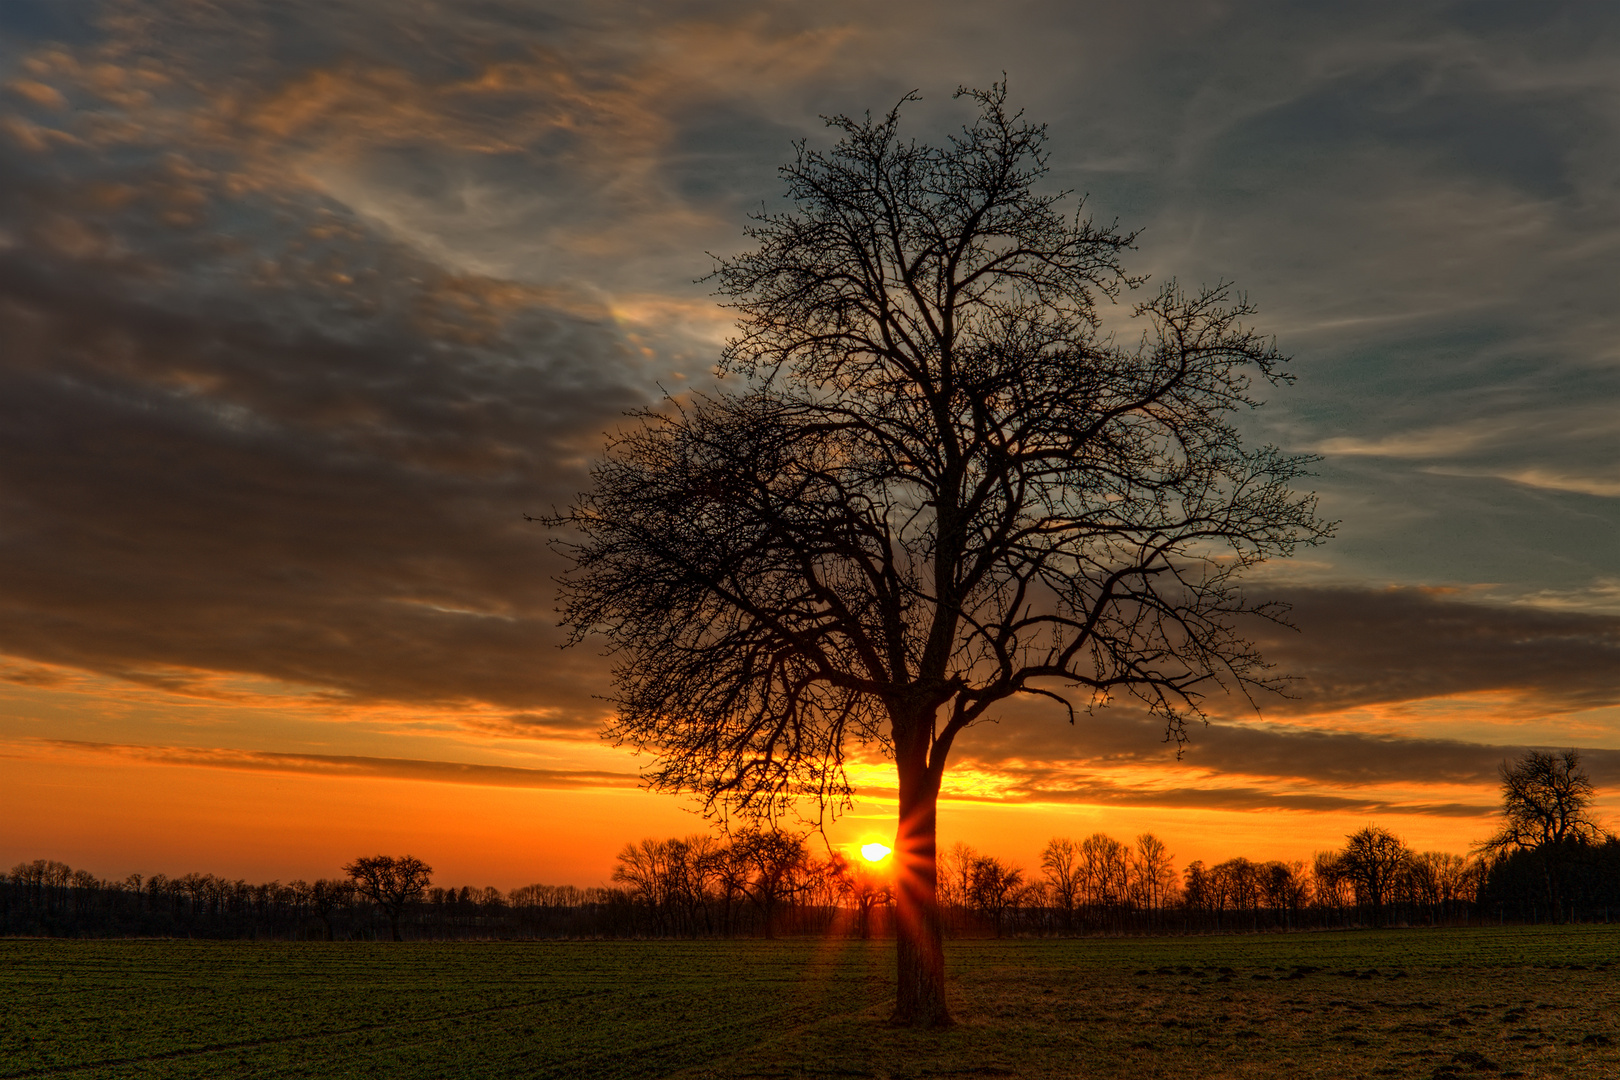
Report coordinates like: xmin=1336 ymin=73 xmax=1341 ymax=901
xmin=738 ymin=829 xmax=806 ymax=938
xmin=831 ymin=852 xmax=893 ymax=939
xmin=308 ymin=878 xmax=354 ymax=941
xmin=343 ymin=855 xmax=432 ymax=941
xmin=1485 ymin=749 xmax=1607 ymax=852
xmin=1483 ymin=749 xmax=1612 ymax=919
xmin=1132 ymin=833 xmax=1178 ymax=927
xmin=1336 ymin=826 xmax=1411 ymax=928
xmin=968 ymin=855 xmax=1026 ymax=936
xmin=1040 ymin=837 xmax=1081 ymax=930
xmin=552 ymin=82 xmax=1331 ymax=1025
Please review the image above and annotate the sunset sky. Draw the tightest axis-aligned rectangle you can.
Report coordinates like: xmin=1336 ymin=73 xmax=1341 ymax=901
xmin=2 ymin=0 xmax=1618 ymax=891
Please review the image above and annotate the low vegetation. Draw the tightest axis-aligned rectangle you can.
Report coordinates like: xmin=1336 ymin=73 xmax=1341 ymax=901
xmin=4 ymin=928 xmax=1617 ymax=1079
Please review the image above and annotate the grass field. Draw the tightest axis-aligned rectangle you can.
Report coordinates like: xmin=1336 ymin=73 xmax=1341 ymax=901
xmin=2 ymin=927 xmax=1617 ymax=1079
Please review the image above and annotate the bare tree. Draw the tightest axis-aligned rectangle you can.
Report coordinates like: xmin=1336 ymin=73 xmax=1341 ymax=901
xmin=738 ymin=829 xmax=806 ymax=938
xmin=1485 ymin=749 xmax=1607 ymax=852
xmin=1338 ymin=826 xmax=1410 ymax=928
xmin=937 ymin=841 xmax=977 ymax=919
xmin=1258 ymin=860 xmax=1309 ymax=929
xmin=832 ymin=853 xmax=893 ymax=939
xmin=684 ymin=833 xmax=727 ymax=936
xmin=1218 ymin=858 xmax=1262 ymax=929
xmin=1079 ymin=833 xmax=1132 ymax=927
xmin=614 ymin=837 xmax=711 ymax=935
xmin=1182 ymin=860 xmax=1212 ymax=923
xmin=301 ymin=877 xmax=354 ymax=941
xmin=968 ymin=855 xmax=1025 ymax=936
xmin=1039 ymin=837 xmax=1081 ymax=931
xmin=612 ymin=838 xmax=667 ymax=931
xmin=343 ymin=855 xmax=432 ymax=941
xmin=712 ymin=842 xmax=752 ymax=937
xmin=1131 ymin=833 xmax=1178 ymax=926
xmin=1482 ymin=749 xmax=1611 ymax=919
xmin=551 ymin=82 xmax=1331 ymax=1025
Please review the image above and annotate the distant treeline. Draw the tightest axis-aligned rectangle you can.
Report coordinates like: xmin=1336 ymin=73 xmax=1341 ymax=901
xmin=6 ymin=824 xmax=1618 ymax=940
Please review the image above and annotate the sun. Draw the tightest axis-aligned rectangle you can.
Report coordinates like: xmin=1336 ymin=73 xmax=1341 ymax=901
xmin=860 ymin=842 xmax=892 ymax=862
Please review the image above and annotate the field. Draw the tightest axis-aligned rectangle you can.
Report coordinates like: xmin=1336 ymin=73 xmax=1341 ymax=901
xmin=2 ymin=927 xmax=1618 ymax=1079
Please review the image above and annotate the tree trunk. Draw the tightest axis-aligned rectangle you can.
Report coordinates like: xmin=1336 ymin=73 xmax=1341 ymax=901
xmin=892 ymin=744 xmax=950 ymax=1027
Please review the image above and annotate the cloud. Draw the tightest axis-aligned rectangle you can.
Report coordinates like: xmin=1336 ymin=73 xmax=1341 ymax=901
xmin=873 ymin=767 xmax=1498 ymax=817
xmin=1317 ymin=426 xmax=1494 ymax=460
xmin=0 ymin=243 xmax=638 ymax=719
xmin=0 ymin=18 xmax=669 ymax=725
xmin=971 ymin=779 xmax=1494 ymax=819
xmin=933 ymin=586 xmax=1620 ymax=800
xmin=16 ymin=725 xmax=1619 ymax=819
xmin=953 ymin=584 xmax=1620 ymax=737
xmin=23 ymin=738 xmax=640 ymax=789
xmin=1249 ymin=587 xmax=1620 ymax=716
xmin=949 ymin=691 xmax=1620 ymax=781
xmin=1 ymin=0 xmax=862 ymax=294
xmin=1466 ymin=468 xmax=1620 ymax=500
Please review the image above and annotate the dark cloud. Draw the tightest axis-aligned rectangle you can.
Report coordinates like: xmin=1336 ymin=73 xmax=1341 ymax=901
xmin=861 ymin=766 xmax=1496 ymax=817
xmin=1253 ymin=587 xmax=1620 ymax=715
xmin=0 ymin=0 xmax=98 ymax=45
xmin=970 ymin=781 xmax=1494 ymax=819
xmin=943 ymin=587 xmax=1620 ymax=794
xmin=0 ymin=46 xmax=649 ymax=724
xmin=31 ymin=739 xmax=640 ymax=789
xmin=958 ymin=707 xmax=1620 ymax=786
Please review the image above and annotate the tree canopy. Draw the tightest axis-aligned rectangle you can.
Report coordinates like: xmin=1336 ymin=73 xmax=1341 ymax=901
xmin=1485 ymin=749 xmax=1609 ymax=854
xmin=344 ymin=854 xmax=433 ymax=942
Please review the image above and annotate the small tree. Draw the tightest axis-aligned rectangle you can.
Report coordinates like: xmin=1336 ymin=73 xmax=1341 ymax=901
xmin=1258 ymin=860 xmax=1308 ymax=929
xmin=1182 ymin=860 xmax=1212 ymax=924
xmin=552 ymin=83 xmax=1331 ymax=1025
xmin=613 ymin=838 xmax=683 ymax=935
xmin=1040 ymin=837 xmax=1081 ymax=931
xmin=832 ymin=853 xmax=893 ymax=939
xmin=1338 ymin=826 xmax=1410 ymax=928
xmin=968 ymin=855 xmax=1025 ymax=936
xmin=344 ymin=855 xmax=432 ymax=941
xmin=1487 ymin=750 xmax=1606 ymax=850
xmin=1482 ymin=749 xmax=1611 ymax=920
xmin=738 ymin=829 xmax=806 ymax=938
xmin=308 ymin=878 xmax=354 ymax=941
xmin=1079 ymin=833 xmax=1132 ymax=925
xmin=1131 ymin=833 xmax=1178 ymax=927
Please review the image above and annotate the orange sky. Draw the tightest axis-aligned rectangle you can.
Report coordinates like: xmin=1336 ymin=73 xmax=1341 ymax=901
xmin=4 ymin=661 xmax=1614 ymax=889
xmin=0 ymin=735 xmax=1521 ymax=890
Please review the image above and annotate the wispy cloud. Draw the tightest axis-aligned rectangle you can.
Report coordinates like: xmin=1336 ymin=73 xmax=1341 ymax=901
xmin=1471 ymin=468 xmax=1620 ymax=499
xmin=1317 ymin=426 xmax=1493 ymax=460
xmin=22 ymin=738 xmax=640 ymax=790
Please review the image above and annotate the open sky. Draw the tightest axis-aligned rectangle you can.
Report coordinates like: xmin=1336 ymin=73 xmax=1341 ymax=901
xmin=2 ymin=0 xmax=1618 ymax=891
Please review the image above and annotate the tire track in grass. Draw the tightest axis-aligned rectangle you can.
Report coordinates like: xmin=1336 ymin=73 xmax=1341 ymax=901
xmin=0 ymin=993 xmax=576 ymax=1079
xmin=4 ymin=963 xmax=888 ymax=1080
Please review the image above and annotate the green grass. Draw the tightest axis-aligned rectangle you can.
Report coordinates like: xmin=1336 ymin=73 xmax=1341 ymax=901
xmin=2 ymin=927 xmax=1617 ymax=1078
